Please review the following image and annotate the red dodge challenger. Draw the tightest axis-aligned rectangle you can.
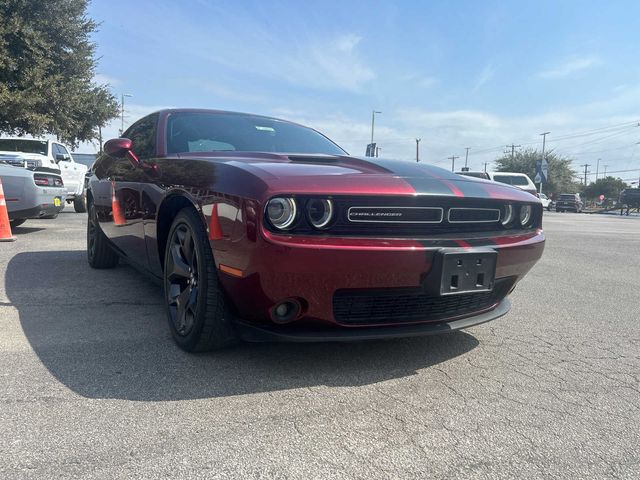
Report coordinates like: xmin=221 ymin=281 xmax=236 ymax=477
xmin=87 ymin=109 xmax=545 ymax=352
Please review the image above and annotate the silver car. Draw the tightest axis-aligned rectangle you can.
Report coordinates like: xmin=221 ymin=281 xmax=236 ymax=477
xmin=0 ymin=163 xmax=66 ymax=228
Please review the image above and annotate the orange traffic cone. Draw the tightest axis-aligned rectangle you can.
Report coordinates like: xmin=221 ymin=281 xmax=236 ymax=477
xmin=208 ymin=203 xmax=223 ymax=240
xmin=111 ymin=181 xmax=126 ymax=226
xmin=0 ymin=178 xmax=16 ymax=242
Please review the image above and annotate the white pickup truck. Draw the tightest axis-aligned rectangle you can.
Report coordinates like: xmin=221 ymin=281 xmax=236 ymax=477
xmin=0 ymin=138 xmax=88 ymax=212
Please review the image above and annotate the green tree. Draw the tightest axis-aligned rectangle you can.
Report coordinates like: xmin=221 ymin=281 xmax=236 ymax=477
xmin=494 ymin=148 xmax=582 ymax=197
xmin=0 ymin=0 xmax=119 ymax=147
xmin=583 ymin=176 xmax=627 ymax=201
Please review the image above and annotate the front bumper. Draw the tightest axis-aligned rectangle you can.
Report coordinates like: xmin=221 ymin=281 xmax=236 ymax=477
xmin=215 ymin=228 xmax=545 ymax=336
xmin=234 ymin=298 xmax=511 ymax=342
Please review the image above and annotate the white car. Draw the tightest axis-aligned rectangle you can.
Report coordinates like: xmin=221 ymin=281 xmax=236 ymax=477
xmin=0 ymin=138 xmax=88 ymax=212
xmin=538 ymin=193 xmax=554 ymax=211
xmin=0 ymin=163 xmax=66 ymax=227
xmin=487 ymin=172 xmax=538 ymax=197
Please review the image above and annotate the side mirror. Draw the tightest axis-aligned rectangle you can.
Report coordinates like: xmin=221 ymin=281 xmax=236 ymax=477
xmin=55 ymin=153 xmax=70 ymax=163
xmin=104 ymin=138 xmax=140 ymax=168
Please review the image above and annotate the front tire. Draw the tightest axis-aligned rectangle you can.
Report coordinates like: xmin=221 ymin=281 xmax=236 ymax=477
xmin=164 ymin=208 xmax=237 ymax=352
xmin=74 ymin=193 xmax=87 ymax=213
xmin=87 ymin=201 xmax=119 ymax=269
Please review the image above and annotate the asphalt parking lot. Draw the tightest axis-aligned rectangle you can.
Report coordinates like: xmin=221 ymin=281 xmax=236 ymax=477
xmin=1 ymin=210 xmax=639 ymax=479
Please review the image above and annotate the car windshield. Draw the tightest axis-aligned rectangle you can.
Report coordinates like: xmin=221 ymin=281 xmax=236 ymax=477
xmin=559 ymin=194 xmax=577 ymax=200
xmin=0 ymin=139 xmax=47 ymax=155
xmin=166 ymin=112 xmax=347 ymax=156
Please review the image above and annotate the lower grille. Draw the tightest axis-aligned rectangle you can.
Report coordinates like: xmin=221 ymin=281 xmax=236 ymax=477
xmin=333 ymin=277 xmax=514 ymax=325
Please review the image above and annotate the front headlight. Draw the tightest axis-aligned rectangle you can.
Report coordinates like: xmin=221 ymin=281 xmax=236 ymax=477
xmin=266 ymin=197 xmax=297 ymax=230
xmin=306 ymin=199 xmax=334 ymax=229
xmin=502 ymin=204 xmax=514 ymax=226
xmin=519 ymin=205 xmax=532 ymax=226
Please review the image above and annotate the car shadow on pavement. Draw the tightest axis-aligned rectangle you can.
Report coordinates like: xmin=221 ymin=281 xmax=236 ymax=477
xmin=7 ymin=250 xmax=479 ymax=401
xmin=12 ymin=226 xmax=46 ymax=235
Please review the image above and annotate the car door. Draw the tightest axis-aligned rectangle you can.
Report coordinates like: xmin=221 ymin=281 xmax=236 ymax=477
xmin=98 ymin=114 xmax=158 ymax=267
xmin=54 ymin=143 xmax=79 ymax=195
xmin=58 ymin=144 xmax=82 ymax=194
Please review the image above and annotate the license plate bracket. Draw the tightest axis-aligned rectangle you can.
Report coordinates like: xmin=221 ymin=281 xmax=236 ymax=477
xmin=427 ymin=248 xmax=497 ymax=296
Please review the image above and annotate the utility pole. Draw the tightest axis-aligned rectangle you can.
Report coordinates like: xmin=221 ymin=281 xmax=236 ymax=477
xmin=483 ymin=162 xmax=488 ymax=173
xmin=464 ymin=147 xmax=470 ymax=168
xmin=604 ymin=165 xmax=608 ymax=177
xmin=98 ymin=126 xmax=103 ymax=153
xmin=370 ymin=110 xmax=382 ymax=145
xmin=595 ymin=158 xmax=600 ymax=182
xmin=539 ymin=132 xmax=550 ymax=194
xmin=448 ymin=155 xmax=459 ymax=172
xmin=581 ymin=164 xmax=590 ymax=185
xmin=506 ymin=144 xmax=521 ymax=159
xmin=415 ymin=138 xmax=421 ymax=162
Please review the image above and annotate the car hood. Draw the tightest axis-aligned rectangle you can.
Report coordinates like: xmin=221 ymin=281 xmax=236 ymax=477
xmin=0 ymin=151 xmax=49 ymax=161
xmin=178 ymin=152 xmax=538 ymax=202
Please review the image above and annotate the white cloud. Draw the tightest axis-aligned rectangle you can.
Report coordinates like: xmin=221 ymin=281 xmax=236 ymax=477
xmin=473 ymin=64 xmax=494 ymax=92
xmin=93 ymin=73 xmax=121 ymax=86
xmin=538 ymin=56 xmax=602 ymax=79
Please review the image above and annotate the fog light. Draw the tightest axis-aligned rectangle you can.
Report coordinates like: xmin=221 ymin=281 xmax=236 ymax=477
xmin=271 ymin=299 xmax=301 ymax=324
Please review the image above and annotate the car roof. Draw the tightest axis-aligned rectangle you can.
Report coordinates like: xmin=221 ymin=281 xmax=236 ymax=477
xmin=151 ymin=108 xmax=311 ymax=130
xmin=490 ymin=172 xmax=529 ymax=177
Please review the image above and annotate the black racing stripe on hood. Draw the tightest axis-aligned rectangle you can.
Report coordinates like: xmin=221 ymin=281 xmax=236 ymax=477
xmin=352 ymin=157 xmax=502 ymax=199
xmin=353 ymin=158 xmax=459 ymax=196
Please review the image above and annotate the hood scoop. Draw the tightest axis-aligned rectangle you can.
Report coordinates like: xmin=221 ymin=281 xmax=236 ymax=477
xmin=286 ymin=154 xmax=341 ymax=164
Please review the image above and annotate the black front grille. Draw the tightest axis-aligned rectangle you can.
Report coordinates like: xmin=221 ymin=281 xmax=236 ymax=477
xmin=333 ymin=277 xmax=515 ymax=325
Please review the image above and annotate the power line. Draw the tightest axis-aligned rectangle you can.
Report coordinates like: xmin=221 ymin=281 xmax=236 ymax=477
xmin=506 ymin=144 xmax=521 ymax=159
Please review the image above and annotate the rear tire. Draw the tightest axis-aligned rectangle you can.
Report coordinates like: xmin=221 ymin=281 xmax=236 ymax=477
xmin=87 ymin=201 xmax=119 ymax=269
xmin=74 ymin=193 xmax=87 ymax=213
xmin=163 ymin=207 xmax=238 ymax=352
xmin=9 ymin=218 xmax=26 ymax=228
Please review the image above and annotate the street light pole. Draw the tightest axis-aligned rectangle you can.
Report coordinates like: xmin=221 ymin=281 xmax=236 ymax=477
xmin=370 ymin=110 xmax=382 ymax=145
xmin=120 ymin=93 xmax=133 ymax=136
xmin=416 ymin=138 xmax=421 ymax=162
xmin=464 ymin=147 xmax=470 ymax=168
xmin=595 ymin=158 xmax=600 ymax=182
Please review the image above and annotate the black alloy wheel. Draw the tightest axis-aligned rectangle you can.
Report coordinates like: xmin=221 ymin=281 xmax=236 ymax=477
xmin=166 ymin=222 xmax=199 ymax=337
xmin=163 ymin=208 xmax=237 ymax=352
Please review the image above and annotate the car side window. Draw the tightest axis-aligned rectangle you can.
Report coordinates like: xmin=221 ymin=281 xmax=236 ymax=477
xmin=54 ymin=144 xmax=70 ymax=160
xmin=58 ymin=144 xmax=70 ymax=157
xmin=123 ymin=113 xmax=159 ymax=160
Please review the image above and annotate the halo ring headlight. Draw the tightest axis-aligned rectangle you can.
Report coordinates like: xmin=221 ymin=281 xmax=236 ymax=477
xmin=267 ymin=197 xmax=297 ymax=230
xmin=519 ymin=204 xmax=532 ymax=226
xmin=502 ymin=204 xmax=514 ymax=226
xmin=307 ymin=199 xmax=334 ymax=229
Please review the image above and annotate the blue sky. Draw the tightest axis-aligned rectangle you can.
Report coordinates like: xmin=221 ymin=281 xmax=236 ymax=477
xmin=87 ymin=0 xmax=640 ymax=183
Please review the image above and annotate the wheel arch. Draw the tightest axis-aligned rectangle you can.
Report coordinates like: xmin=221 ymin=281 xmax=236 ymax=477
xmin=156 ymin=192 xmax=206 ymax=272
